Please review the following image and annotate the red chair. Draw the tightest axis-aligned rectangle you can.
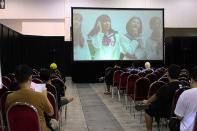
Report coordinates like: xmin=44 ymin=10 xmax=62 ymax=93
xmin=32 ymin=78 xmax=43 ymax=84
xmin=51 ymin=78 xmax=65 ymax=97
xmin=179 ymin=73 xmax=188 ymax=79
xmin=0 ymin=91 xmax=13 ymax=127
xmin=130 ymin=77 xmax=150 ymax=117
xmin=2 ymin=76 xmax=11 ymax=89
xmin=50 ymin=75 xmax=59 ymax=80
xmin=146 ymin=73 xmax=157 ymax=84
xmin=178 ymin=77 xmax=189 ymax=82
xmin=193 ymin=113 xmax=197 ymax=131
xmin=130 ymin=70 xmax=139 ymax=74
xmin=171 ymin=88 xmax=189 ymax=117
xmin=6 ymin=73 xmax=15 ymax=83
xmin=148 ymin=81 xmax=165 ymax=98
xmin=137 ymin=72 xmax=146 ymax=77
xmin=158 ymin=77 xmax=169 ymax=83
xmin=117 ymin=72 xmax=130 ymax=101
xmin=32 ymin=75 xmax=41 ymax=80
xmin=46 ymin=84 xmax=57 ymax=100
xmin=47 ymin=92 xmax=58 ymax=120
xmin=0 ymin=111 xmax=4 ymax=131
xmin=180 ymin=80 xmax=190 ymax=87
xmin=6 ymin=102 xmax=41 ymax=131
xmin=0 ymin=86 xmax=8 ymax=99
xmin=112 ymin=70 xmax=123 ymax=98
xmin=144 ymin=69 xmax=153 ymax=75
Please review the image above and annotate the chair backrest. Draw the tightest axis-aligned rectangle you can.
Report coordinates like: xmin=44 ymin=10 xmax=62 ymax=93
xmin=51 ymin=78 xmax=65 ymax=97
xmin=32 ymin=75 xmax=41 ymax=80
xmin=148 ymin=81 xmax=166 ymax=98
xmin=7 ymin=102 xmax=41 ymax=131
xmin=113 ymin=70 xmax=123 ymax=86
xmin=179 ymin=73 xmax=188 ymax=79
xmin=6 ymin=73 xmax=15 ymax=83
xmin=180 ymin=80 xmax=190 ymax=87
xmin=129 ymin=70 xmax=139 ymax=74
xmin=2 ymin=76 xmax=11 ymax=89
xmin=137 ymin=72 xmax=146 ymax=77
xmin=126 ymin=74 xmax=140 ymax=94
xmin=32 ymin=78 xmax=43 ymax=84
xmin=171 ymin=88 xmax=189 ymax=116
xmin=158 ymin=77 xmax=169 ymax=83
xmin=134 ymin=77 xmax=150 ymax=101
xmin=144 ymin=69 xmax=153 ymax=75
xmin=46 ymin=84 xmax=57 ymax=100
xmin=0 ymin=86 xmax=8 ymax=99
xmin=0 ymin=111 xmax=3 ymax=131
xmin=193 ymin=112 xmax=197 ymax=131
xmin=118 ymin=72 xmax=130 ymax=89
xmin=145 ymin=73 xmax=157 ymax=84
xmin=178 ymin=77 xmax=189 ymax=82
xmin=47 ymin=92 xmax=58 ymax=120
xmin=0 ymin=91 xmax=13 ymax=125
xmin=50 ymin=75 xmax=61 ymax=80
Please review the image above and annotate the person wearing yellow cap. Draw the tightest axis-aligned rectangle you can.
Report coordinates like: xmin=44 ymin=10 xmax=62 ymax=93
xmin=50 ymin=63 xmax=60 ymax=76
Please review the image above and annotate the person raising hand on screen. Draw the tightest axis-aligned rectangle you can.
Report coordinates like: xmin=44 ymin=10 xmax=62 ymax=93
xmin=87 ymin=15 xmax=121 ymax=60
xmin=73 ymin=13 xmax=91 ymax=60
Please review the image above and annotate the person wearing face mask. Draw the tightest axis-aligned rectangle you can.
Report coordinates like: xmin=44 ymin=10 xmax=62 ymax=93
xmin=120 ymin=17 xmax=146 ymax=60
xmin=87 ymin=15 xmax=121 ymax=60
xmin=145 ymin=17 xmax=163 ymax=60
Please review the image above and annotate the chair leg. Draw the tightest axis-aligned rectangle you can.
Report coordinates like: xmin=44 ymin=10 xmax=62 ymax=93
xmin=112 ymin=86 xmax=114 ymax=98
xmin=118 ymin=90 xmax=121 ymax=101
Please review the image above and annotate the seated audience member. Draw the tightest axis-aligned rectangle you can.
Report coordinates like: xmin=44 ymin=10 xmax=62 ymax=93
xmin=40 ymin=68 xmax=73 ymax=109
xmin=137 ymin=64 xmax=181 ymax=131
xmin=141 ymin=61 xmax=154 ymax=72
xmin=50 ymin=63 xmax=61 ymax=76
xmin=175 ymin=66 xmax=197 ymax=131
xmin=5 ymin=65 xmax=54 ymax=131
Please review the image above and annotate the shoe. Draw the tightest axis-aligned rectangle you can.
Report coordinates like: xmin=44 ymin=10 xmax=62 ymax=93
xmin=135 ymin=103 xmax=150 ymax=111
xmin=66 ymin=97 xmax=74 ymax=103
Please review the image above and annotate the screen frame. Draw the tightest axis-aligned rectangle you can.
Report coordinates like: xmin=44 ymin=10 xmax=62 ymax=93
xmin=71 ymin=7 xmax=164 ymax=62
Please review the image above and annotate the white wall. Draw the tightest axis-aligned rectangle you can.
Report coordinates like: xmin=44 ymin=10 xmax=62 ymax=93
xmin=0 ymin=0 xmax=197 ymax=38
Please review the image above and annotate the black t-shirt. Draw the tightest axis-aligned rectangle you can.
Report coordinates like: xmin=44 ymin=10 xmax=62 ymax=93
xmin=153 ymin=81 xmax=182 ymax=116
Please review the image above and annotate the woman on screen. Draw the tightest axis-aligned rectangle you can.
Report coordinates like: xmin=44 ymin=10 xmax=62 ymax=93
xmin=87 ymin=15 xmax=120 ymax=60
xmin=145 ymin=17 xmax=162 ymax=60
xmin=73 ymin=13 xmax=91 ymax=60
xmin=120 ymin=17 xmax=146 ymax=60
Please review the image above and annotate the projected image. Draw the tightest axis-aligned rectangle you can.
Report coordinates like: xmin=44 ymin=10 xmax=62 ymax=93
xmin=72 ymin=8 xmax=163 ymax=61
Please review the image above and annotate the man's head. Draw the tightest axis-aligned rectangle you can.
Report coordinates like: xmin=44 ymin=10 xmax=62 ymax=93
xmin=15 ymin=65 xmax=32 ymax=84
xmin=40 ymin=68 xmax=51 ymax=82
xmin=145 ymin=62 xmax=151 ymax=69
xmin=167 ymin=64 xmax=181 ymax=80
xmin=190 ymin=66 xmax=197 ymax=88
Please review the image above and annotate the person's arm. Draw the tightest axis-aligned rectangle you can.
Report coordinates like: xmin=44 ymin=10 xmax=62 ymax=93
xmin=175 ymin=94 xmax=185 ymax=120
xmin=143 ymin=94 xmax=157 ymax=104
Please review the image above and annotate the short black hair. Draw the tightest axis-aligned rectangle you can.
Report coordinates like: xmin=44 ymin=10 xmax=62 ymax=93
xmin=40 ymin=68 xmax=51 ymax=82
xmin=190 ymin=66 xmax=197 ymax=83
xmin=167 ymin=64 xmax=181 ymax=79
xmin=15 ymin=65 xmax=32 ymax=83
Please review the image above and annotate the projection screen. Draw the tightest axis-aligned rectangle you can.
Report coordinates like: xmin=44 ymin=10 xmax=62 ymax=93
xmin=72 ymin=7 xmax=164 ymax=61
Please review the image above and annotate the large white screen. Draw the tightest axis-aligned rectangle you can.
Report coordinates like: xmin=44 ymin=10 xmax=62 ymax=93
xmin=72 ymin=8 xmax=163 ymax=61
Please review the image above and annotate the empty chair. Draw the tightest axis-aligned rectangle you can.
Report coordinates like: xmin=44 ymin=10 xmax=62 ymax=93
xmin=0 ymin=91 xmax=13 ymax=128
xmin=180 ymin=80 xmax=190 ymax=87
xmin=47 ymin=92 xmax=58 ymax=120
xmin=6 ymin=73 xmax=15 ymax=83
xmin=2 ymin=76 xmax=11 ymax=88
xmin=117 ymin=72 xmax=130 ymax=101
xmin=130 ymin=70 xmax=139 ymax=74
xmin=146 ymin=73 xmax=157 ymax=84
xmin=148 ymin=81 xmax=166 ymax=98
xmin=6 ymin=102 xmax=41 ymax=131
xmin=158 ymin=77 xmax=169 ymax=83
xmin=178 ymin=77 xmax=189 ymax=82
xmin=112 ymin=70 xmax=123 ymax=98
xmin=171 ymin=88 xmax=189 ymax=117
xmin=137 ymin=72 xmax=146 ymax=77
xmin=51 ymin=78 xmax=65 ymax=97
xmin=32 ymin=78 xmax=43 ymax=84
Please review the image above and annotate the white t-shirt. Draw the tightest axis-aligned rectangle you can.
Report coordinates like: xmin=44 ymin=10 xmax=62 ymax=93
xmin=175 ymin=88 xmax=197 ymax=131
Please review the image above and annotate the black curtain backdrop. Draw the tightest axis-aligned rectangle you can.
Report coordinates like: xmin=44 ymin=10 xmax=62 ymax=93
xmin=0 ymin=24 xmax=72 ymax=77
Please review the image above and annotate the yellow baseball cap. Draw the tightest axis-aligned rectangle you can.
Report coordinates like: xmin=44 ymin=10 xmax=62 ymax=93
xmin=50 ymin=63 xmax=57 ymax=69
